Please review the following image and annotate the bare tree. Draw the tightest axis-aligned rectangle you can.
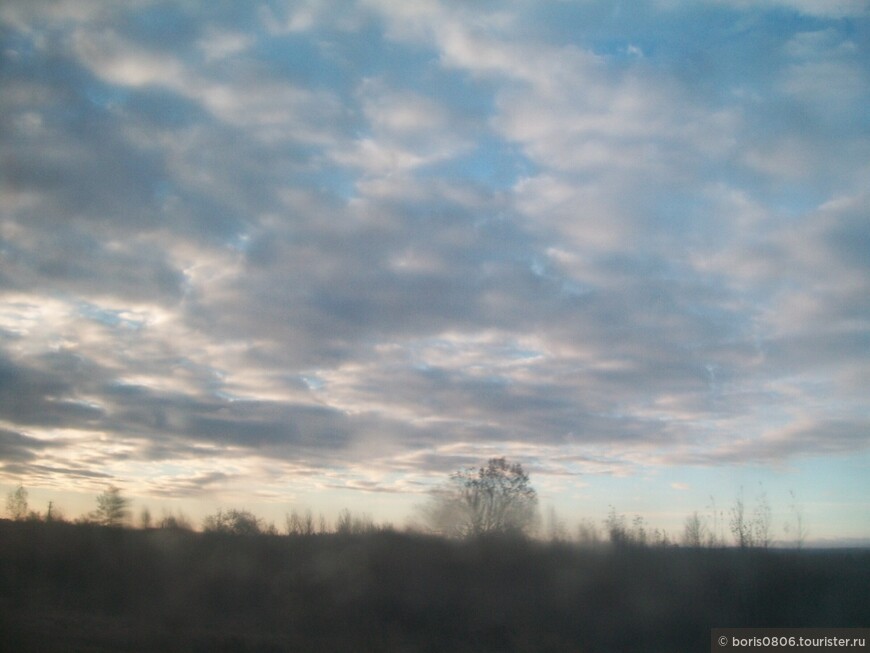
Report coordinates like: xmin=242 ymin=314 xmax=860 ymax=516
xmin=604 ymin=507 xmax=651 ymax=547
xmin=157 ymin=511 xmax=193 ymax=530
xmin=286 ymin=508 xmax=317 ymax=536
xmin=140 ymin=507 xmax=152 ymax=529
xmin=93 ymin=486 xmax=131 ymax=527
xmin=730 ymin=490 xmax=751 ymax=548
xmin=683 ymin=511 xmax=708 ymax=547
xmin=334 ymin=509 xmax=377 ymax=535
xmin=751 ymin=486 xmax=772 ymax=549
xmin=422 ymin=457 xmax=538 ymax=538
xmin=631 ymin=515 xmax=648 ymax=546
xmin=706 ymin=495 xmax=726 ymax=546
xmin=203 ymin=509 xmax=263 ymax=535
xmin=6 ymin=485 xmax=29 ymax=521
xmin=335 ymin=508 xmax=354 ymax=534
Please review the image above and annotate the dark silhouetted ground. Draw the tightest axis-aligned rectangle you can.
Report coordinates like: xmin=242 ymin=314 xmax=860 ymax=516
xmin=1 ymin=519 xmax=867 ymax=652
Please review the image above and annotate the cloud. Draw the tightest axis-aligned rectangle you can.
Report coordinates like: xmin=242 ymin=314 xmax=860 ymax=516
xmin=331 ymin=78 xmax=473 ymax=176
xmin=0 ymin=351 xmax=106 ymax=429
xmin=673 ymin=418 xmax=870 ymax=465
xmin=0 ymin=427 xmax=59 ymax=464
xmin=0 ymin=0 xmax=868 ymax=505
xmin=73 ymin=27 xmax=347 ymax=145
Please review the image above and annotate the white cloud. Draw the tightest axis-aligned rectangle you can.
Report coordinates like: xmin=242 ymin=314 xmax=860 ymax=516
xmin=331 ymin=79 xmax=473 ymax=176
xmin=73 ymin=29 xmax=186 ymax=88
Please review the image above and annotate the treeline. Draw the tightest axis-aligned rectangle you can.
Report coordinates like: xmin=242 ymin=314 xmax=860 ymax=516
xmin=5 ymin=481 xmax=809 ymax=549
xmin=1 ymin=517 xmax=867 ymax=653
xmin=6 ymin=484 xmax=394 ymax=537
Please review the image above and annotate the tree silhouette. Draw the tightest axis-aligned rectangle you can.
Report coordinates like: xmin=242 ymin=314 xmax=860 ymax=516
xmin=683 ymin=511 xmax=707 ymax=547
xmin=202 ymin=509 xmax=264 ymax=535
xmin=786 ymin=490 xmax=808 ymax=549
xmin=6 ymin=485 xmax=28 ymax=521
xmin=423 ymin=457 xmax=538 ymax=538
xmin=93 ymin=486 xmax=130 ymax=526
xmin=729 ymin=491 xmax=750 ymax=547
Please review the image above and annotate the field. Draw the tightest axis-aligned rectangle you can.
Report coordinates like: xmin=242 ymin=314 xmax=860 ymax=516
xmin=1 ymin=519 xmax=867 ymax=652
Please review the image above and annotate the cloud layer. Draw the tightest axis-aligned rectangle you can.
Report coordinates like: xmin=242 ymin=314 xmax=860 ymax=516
xmin=1 ymin=0 xmax=868 ymax=505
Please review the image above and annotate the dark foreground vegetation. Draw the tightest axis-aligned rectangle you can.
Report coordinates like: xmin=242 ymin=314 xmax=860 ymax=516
xmin=1 ymin=519 xmax=868 ymax=652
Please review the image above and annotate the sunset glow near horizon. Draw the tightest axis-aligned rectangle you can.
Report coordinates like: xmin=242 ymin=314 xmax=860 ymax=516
xmin=1 ymin=0 xmax=868 ymax=543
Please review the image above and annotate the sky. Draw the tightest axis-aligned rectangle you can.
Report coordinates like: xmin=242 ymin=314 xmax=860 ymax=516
xmin=1 ymin=0 xmax=868 ymax=542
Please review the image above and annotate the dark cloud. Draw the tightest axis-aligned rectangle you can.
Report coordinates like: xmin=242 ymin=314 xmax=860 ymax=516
xmin=1 ymin=226 xmax=186 ymax=301
xmin=0 ymin=427 xmax=59 ymax=464
xmin=0 ymin=353 xmax=104 ymax=428
xmin=147 ymin=471 xmax=235 ymax=498
xmin=21 ymin=463 xmax=114 ymax=480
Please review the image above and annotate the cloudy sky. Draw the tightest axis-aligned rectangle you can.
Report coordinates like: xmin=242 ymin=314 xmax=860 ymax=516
xmin=1 ymin=0 xmax=868 ymax=540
